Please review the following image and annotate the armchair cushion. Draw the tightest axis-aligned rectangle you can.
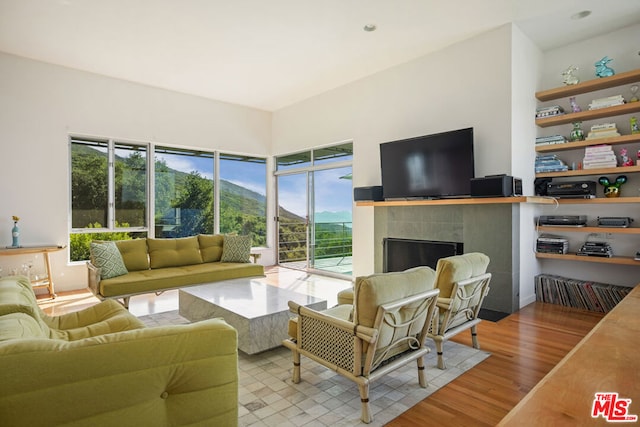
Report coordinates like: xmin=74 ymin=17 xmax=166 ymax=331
xmin=354 ymin=266 xmax=436 ymax=328
xmin=434 ymin=252 xmax=489 ymax=306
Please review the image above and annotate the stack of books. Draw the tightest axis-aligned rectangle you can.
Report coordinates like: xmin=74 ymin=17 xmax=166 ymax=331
xmin=536 ymin=135 xmax=567 ymax=146
xmin=536 ymin=105 xmax=564 ymax=118
xmin=535 ymin=154 xmax=569 ymax=173
xmin=583 ymin=145 xmax=617 ymax=169
xmin=588 ymin=95 xmax=625 ymax=110
xmin=586 ymin=123 xmax=621 ymax=140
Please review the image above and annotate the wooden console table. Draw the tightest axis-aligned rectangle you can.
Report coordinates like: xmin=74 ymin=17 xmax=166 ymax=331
xmin=499 ymin=285 xmax=640 ymax=425
xmin=0 ymin=245 xmax=66 ymax=298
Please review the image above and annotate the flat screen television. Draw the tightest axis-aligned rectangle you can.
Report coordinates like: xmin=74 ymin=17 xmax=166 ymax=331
xmin=383 ymin=238 xmax=463 ymax=273
xmin=379 ymin=127 xmax=475 ymax=199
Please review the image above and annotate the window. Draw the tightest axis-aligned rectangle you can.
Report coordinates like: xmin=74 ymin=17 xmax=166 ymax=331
xmin=69 ymin=138 xmax=148 ymax=262
xmin=154 ymin=147 xmax=214 ymax=238
xmin=219 ymin=154 xmax=267 ymax=246
xmin=70 ymin=137 xmax=268 ymax=261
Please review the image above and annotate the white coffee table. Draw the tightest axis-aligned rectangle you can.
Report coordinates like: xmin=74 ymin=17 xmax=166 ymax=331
xmin=178 ymin=279 xmax=327 ymax=354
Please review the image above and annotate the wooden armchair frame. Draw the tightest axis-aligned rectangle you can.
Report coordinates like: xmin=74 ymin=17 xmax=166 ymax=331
xmin=283 ymin=288 xmax=439 ymax=424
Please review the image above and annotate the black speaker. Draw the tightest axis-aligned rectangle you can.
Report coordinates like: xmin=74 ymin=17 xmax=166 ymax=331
xmin=470 ymin=175 xmax=522 ymax=197
xmin=354 ymin=186 xmax=384 ymax=201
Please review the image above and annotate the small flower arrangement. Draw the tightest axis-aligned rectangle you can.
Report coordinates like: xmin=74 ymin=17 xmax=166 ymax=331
xmin=12 ymin=216 xmax=19 ymax=223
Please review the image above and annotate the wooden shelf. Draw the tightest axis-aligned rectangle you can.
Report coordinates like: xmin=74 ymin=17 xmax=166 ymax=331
xmin=535 ymin=102 xmax=640 ymax=128
xmin=355 ymin=196 xmax=554 ymax=207
xmin=535 ymin=165 xmax=640 ymax=178
xmin=535 ymin=134 xmax=640 ymax=152
xmin=535 ymin=252 xmax=640 ymax=266
xmin=551 ymin=196 xmax=640 ymax=205
xmin=537 ymin=225 xmax=640 ymax=235
xmin=535 ymin=69 xmax=640 ymax=101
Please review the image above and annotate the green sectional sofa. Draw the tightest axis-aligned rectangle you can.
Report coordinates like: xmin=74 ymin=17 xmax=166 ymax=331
xmin=88 ymin=234 xmax=264 ymax=308
xmin=0 ymin=275 xmax=239 ymax=426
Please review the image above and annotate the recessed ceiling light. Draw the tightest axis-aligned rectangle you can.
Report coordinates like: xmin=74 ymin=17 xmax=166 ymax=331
xmin=363 ymin=24 xmax=377 ymax=32
xmin=571 ymin=10 xmax=592 ymax=20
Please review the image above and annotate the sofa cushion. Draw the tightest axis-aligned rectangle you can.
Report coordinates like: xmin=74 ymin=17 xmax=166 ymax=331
xmin=0 ymin=312 xmax=48 ymax=341
xmin=115 ymin=239 xmax=150 ymax=271
xmin=90 ymin=242 xmax=128 ymax=279
xmin=0 ymin=276 xmax=39 ymax=318
xmin=220 ymin=234 xmax=251 ymax=263
xmin=198 ymin=234 xmax=224 ymax=263
xmin=98 ymin=262 xmax=264 ymax=297
xmin=148 ymin=236 xmax=203 ymax=269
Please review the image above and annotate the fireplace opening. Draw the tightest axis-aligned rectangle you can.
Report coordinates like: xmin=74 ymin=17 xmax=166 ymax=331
xmin=383 ymin=237 xmax=463 ymax=273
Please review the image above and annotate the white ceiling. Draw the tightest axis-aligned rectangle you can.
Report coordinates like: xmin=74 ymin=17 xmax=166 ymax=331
xmin=1 ymin=0 xmax=639 ymax=111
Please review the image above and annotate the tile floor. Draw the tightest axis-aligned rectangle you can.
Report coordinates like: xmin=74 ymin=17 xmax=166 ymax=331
xmin=139 ymin=310 xmax=489 ymax=427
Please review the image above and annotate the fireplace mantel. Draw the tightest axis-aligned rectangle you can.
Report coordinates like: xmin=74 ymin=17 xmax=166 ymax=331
xmin=356 ymin=196 xmax=550 ymax=207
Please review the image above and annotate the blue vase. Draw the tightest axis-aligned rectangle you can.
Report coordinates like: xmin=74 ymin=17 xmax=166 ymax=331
xmin=11 ymin=223 xmax=19 ymax=247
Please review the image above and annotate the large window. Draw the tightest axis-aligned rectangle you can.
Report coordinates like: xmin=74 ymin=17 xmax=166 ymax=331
xmin=219 ymin=154 xmax=267 ymax=246
xmin=70 ymin=138 xmax=148 ymax=261
xmin=154 ymin=147 xmax=214 ymax=238
xmin=69 ymin=137 xmax=267 ymax=261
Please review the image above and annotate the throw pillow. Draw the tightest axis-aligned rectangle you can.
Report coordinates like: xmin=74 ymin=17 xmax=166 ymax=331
xmin=90 ymin=242 xmax=128 ymax=279
xmin=220 ymin=234 xmax=252 ymax=263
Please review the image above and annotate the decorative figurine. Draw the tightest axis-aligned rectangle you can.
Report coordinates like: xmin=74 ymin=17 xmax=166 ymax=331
xmin=598 ymin=175 xmax=627 ymax=198
xmin=569 ymin=122 xmax=585 ymax=141
xmin=562 ymin=65 xmax=580 ymax=85
xmin=630 ymin=85 xmax=639 ymax=102
xmin=569 ymin=96 xmax=582 ymax=112
xmin=620 ymin=148 xmax=635 ymax=166
xmin=594 ymin=56 xmax=615 ymax=78
xmin=631 ymin=117 xmax=640 ymax=134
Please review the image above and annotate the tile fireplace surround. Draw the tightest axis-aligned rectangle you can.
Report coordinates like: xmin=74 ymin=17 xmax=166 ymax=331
xmin=373 ymin=203 xmax=519 ymax=313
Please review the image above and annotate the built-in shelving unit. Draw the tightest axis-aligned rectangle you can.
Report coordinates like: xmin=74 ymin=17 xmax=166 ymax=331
xmin=534 ymin=68 xmax=640 ymax=269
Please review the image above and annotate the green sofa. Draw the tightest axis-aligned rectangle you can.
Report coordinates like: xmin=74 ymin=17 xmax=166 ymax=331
xmin=88 ymin=234 xmax=265 ymax=308
xmin=0 ymin=275 xmax=239 ymax=427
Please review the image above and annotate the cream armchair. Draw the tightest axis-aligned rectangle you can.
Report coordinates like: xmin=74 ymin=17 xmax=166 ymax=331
xmin=283 ymin=267 xmax=440 ymax=424
xmin=428 ymin=252 xmax=491 ymax=369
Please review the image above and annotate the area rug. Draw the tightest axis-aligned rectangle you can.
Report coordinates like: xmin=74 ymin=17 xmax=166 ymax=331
xmin=139 ymin=311 xmax=490 ymax=427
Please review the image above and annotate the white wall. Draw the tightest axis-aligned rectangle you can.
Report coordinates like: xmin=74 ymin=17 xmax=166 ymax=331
xmin=273 ymin=24 xmax=514 ymax=277
xmin=511 ymin=26 xmax=543 ymax=307
xmin=0 ymin=52 xmax=272 ymax=291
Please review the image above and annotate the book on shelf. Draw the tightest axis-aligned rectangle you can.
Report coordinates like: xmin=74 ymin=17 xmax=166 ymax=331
xmin=588 ymin=95 xmax=625 ymax=110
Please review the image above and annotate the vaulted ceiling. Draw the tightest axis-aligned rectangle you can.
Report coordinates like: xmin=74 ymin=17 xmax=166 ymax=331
xmin=1 ymin=0 xmax=639 ymax=111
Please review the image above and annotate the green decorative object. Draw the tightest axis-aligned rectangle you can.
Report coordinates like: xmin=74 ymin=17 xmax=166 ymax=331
xmin=598 ymin=175 xmax=627 ymax=198
xmin=569 ymin=122 xmax=585 ymax=141
xmin=631 ymin=117 xmax=640 ymax=134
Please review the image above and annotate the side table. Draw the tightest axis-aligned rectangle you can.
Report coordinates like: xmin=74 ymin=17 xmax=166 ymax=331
xmin=0 ymin=245 xmax=66 ymax=299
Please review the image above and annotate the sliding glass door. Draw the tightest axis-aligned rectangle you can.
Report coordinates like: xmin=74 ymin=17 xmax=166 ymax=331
xmin=275 ymin=142 xmax=353 ymax=276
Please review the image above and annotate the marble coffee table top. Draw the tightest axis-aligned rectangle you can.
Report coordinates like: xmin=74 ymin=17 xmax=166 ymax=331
xmin=179 ymin=278 xmax=325 ymax=319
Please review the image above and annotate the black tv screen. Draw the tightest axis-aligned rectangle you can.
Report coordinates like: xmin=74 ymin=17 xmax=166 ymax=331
xmin=380 ymin=127 xmax=475 ymax=199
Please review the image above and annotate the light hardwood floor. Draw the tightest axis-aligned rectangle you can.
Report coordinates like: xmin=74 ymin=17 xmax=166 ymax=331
xmin=38 ymin=267 xmax=605 ymax=426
